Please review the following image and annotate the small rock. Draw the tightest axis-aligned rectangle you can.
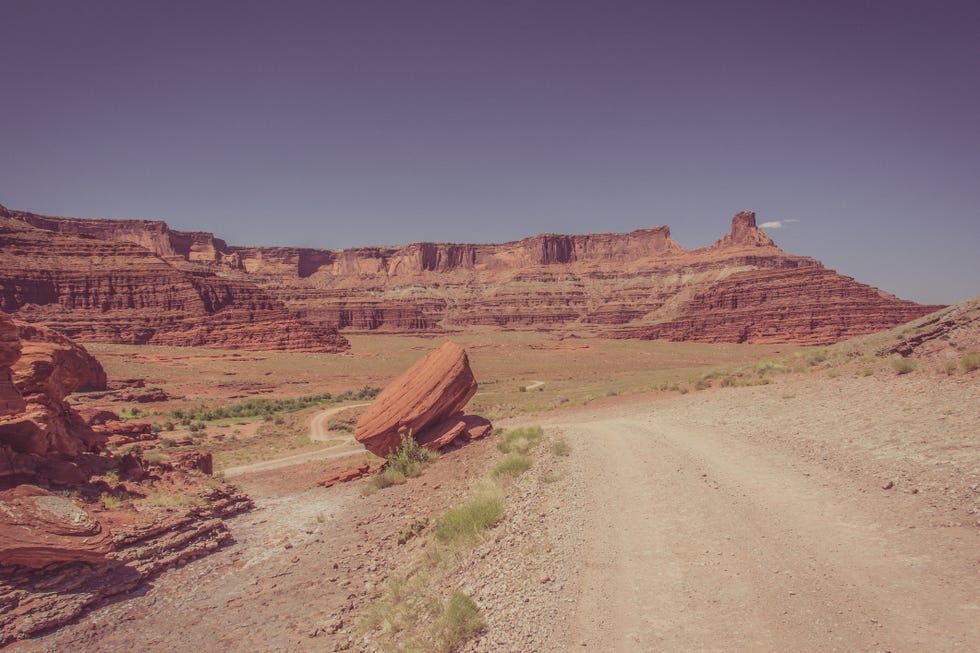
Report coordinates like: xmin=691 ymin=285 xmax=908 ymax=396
xmin=882 ymin=481 xmax=894 ymax=490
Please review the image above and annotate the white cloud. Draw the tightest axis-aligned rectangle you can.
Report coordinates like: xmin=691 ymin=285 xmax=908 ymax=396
xmin=759 ymin=219 xmax=799 ymax=229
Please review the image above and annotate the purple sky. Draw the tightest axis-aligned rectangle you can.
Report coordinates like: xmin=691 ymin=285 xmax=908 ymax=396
xmin=1 ymin=0 xmax=977 ymax=304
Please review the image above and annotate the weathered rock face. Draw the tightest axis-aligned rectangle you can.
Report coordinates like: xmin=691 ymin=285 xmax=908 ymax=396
xmin=2 ymin=204 xmax=942 ymax=345
xmin=0 ymin=314 xmax=25 ymax=417
xmin=0 ymin=485 xmax=113 ymax=568
xmin=0 ymin=207 xmax=348 ymax=353
xmin=0 ymin=317 xmax=254 ymax=644
xmin=354 ymin=342 xmax=479 ymax=457
xmin=0 ymin=482 xmax=252 ymax=645
xmin=0 ymin=315 xmax=108 ymax=484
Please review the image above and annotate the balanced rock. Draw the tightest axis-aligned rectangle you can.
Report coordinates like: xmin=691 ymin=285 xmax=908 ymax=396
xmin=354 ymin=342 xmax=478 ymax=457
xmin=0 ymin=485 xmax=113 ymax=568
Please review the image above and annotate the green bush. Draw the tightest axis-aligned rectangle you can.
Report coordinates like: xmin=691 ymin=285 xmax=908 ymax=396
xmin=492 ymin=452 xmax=532 ymax=478
xmin=434 ymin=483 xmax=504 ymax=543
xmin=387 ymin=433 xmax=434 ymax=478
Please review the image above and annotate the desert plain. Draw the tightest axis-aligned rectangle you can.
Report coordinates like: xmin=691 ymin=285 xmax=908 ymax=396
xmin=4 ymin=304 xmax=978 ymax=652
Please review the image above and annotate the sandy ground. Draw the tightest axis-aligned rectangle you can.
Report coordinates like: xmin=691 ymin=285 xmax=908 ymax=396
xmin=10 ymin=370 xmax=978 ymax=652
xmin=221 ymin=403 xmax=370 ymax=477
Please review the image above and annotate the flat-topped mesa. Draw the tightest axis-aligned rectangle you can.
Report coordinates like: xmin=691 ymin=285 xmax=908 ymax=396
xmin=8 ymin=207 xmax=243 ymax=270
xmin=3 ymin=204 xmax=943 ymax=344
xmin=230 ymin=225 xmax=681 ymax=280
xmin=711 ymin=211 xmax=777 ymax=249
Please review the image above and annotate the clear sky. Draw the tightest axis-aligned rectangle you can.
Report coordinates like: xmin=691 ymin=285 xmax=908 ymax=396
xmin=1 ymin=0 xmax=977 ymax=304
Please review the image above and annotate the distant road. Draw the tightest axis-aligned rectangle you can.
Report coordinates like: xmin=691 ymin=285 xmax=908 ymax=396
xmin=223 ymin=403 xmax=371 ymax=477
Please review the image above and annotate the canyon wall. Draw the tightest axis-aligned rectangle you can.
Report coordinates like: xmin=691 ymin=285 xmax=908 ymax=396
xmin=1 ymin=205 xmax=942 ymax=345
xmin=0 ymin=207 xmax=348 ymax=352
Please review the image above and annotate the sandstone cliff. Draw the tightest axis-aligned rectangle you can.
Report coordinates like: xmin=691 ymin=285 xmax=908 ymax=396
xmin=2 ymin=204 xmax=942 ymax=345
xmin=0 ymin=207 xmax=348 ymax=352
xmin=0 ymin=317 xmax=253 ymax=644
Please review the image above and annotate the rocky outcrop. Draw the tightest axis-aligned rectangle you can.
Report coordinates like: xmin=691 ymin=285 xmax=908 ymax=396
xmin=3 ymin=203 xmax=942 ymax=345
xmin=0 ymin=485 xmax=113 ymax=568
xmin=0 ymin=482 xmax=252 ymax=646
xmin=0 ymin=209 xmax=348 ymax=353
xmin=0 ymin=314 xmax=108 ymax=485
xmin=354 ymin=342 xmax=486 ymax=457
xmin=0 ymin=317 xmax=254 ymax=645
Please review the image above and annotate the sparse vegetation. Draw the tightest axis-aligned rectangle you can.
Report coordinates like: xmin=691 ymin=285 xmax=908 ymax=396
xmin=551 ymin=438 xmax=570 ymax=457
xmin=891 ymin=357 xmax=917 ymax=375
xmin=144 ymin=489 xmax=205 ymax=508
xmin=434 ymin=482 xmax=505 ymax=544
xmin=498 ymin=426 xmax=545 ymax=454
xmin=960 ymin=351 xmax=980 ymax=373
xmin=101 ymin=491 xmax=133 ymax=509
xmin=386 ymin=433 xmax=435 ymax=478
xmin=169 ymin=386 xmax=381 ymax=424
xmin=492 ymin=452 xmax=532 ymax=478
xmin=433 ymin=591 xmax=485 ymax=651
xmin=143 ymin=449 xmax=170 ymax=464
xmin=363 ymin=434 xmax=436 ymax=495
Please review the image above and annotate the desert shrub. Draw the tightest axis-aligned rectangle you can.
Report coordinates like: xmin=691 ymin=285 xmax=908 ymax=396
xmin=387 ymin=433 xmax=435 ymax=478
xmin=143 ymin=450 xmax=170 ymax=464
xmin=375 ymin=468 xmax=407 ymax=488
xmin=551 ymin=438 xmax=570 ymax=457
xmin=891 ymin=357 xmax=917 ymax=375
xmin=754 ymin=359 xmax=787 ymax=376
xmin=944 ymin=360 xmax=958 ymax=375
xmin=434 ymin=483 xmax=504 ymax=544
xmin=102 ymin=491 xmax=132 ymax=509
xmin=492 ymin=453 xmax=532 ymax=478
xmin=861 ymin=367 xmax=874 ymax=377
xmin=163 ymin=421 xmax=175 ymax=431
xmin=806 ymin=349 xmax=829 ymax=366
xmin=498 ymin=426 xmax=544 ymax=454
xmin=694 ymin=378 xmax=712 ymax=391
xmin=105 ymin=470 xmax=119 ymax=484
xmin=960 ymin=351 xmax=980 ymax=373
xmin=518 ymin=385 xmax=527 ymax=392
xmin=433 ymin=591 xmax=485 ymax=652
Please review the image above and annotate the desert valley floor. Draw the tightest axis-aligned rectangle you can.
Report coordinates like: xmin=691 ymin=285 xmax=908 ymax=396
xmin=4 ymin=323 xmax=978 ymax=653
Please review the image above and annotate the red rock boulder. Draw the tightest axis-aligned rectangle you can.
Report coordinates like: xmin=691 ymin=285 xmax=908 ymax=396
xmin=354 ymin=342 xmax=478 ymax=457
xmin=0 ymin=485 xmax=113 ymax=568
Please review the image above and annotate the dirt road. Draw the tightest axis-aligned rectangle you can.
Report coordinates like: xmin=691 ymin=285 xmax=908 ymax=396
xmin=537 ymin=376 xmax=979 ymax=652
xmin=222 ymin=403 xmax=370 ymax=477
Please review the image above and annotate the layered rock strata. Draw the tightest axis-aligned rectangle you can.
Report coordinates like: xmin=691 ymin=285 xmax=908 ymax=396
xmin=0 ymin=317 xmax=254 ymax=645
xmin=3 ymin=204 xmax=942 ymax=345
xmin=0 ymin=206 xmax=348 ymax=352
xmin=354 ymin=341 xmax=488 ymax=457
